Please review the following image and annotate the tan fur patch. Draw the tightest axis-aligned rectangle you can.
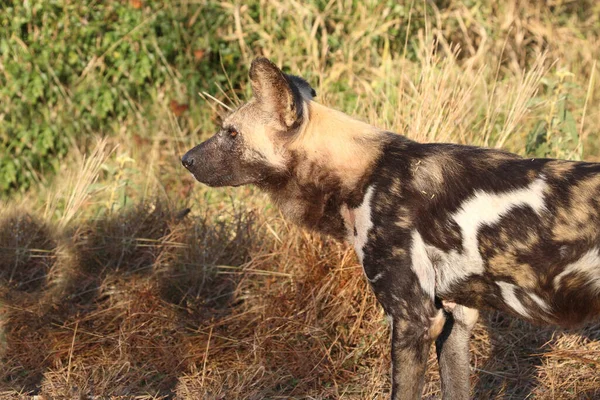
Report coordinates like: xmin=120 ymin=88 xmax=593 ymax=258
xmin=527 ymin=169 xmax=539 ymax=180
xmin=488 ymin=253 xmax=537 ymax=289
xmin=392 ymin=247 xmax=407 ymax=257
xmin=442 ymin=300 xmax=456 ymax=312
xmin=289 ymin=101 xmax=383 ymax=191
xmin=223 ymin=100 xmax=288 ymax=169
xmin=484 ymin=150 xmax=518 ymax=161
xmin=545 ymin=160 xmax=576 ymax=178
xmin=453 ymin=306 xmax=479 ymax=328
xmin=428 ymin=309 xmax=446 ymax=340
xmin=412 ymin=154 xmax=459 ymax=196
xmin=340 ymin=204 xmax=354 ymax=234
xmin=553 ymin=175 xmax=600 ymax=241
xmin=395 ymin=207 xmax=413 ymax=229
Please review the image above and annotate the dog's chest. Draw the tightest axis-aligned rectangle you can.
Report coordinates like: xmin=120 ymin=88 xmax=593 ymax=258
xmin=341 ymin=186 xmax=375 ymax=264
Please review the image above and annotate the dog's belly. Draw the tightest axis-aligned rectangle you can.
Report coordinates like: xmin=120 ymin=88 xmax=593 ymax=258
xmin=434 ymin=249 xmax=600 ymax=327
xmin=434 ymin=263 xmax=553 ymax=324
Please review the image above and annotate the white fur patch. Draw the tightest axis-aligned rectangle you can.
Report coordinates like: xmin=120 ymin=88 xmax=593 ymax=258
xmin=554 ymin=248 xmax=600 ymax=293
xmin=436 ymin=178 xmax=548 ymax=292
xmin=410 ymin=230 xmax=436 ymax=299
xmin=369 ymin=272 xmax=384 ymax=283
xmin=497 ymin=281 xmax=531 ymax=318
xmin=347 ymin=186 xmax=375 ymax=265
xmin=527 ymin=292 xmax=551 ymax=312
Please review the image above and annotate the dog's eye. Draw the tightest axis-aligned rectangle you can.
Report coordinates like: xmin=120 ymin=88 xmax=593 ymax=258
xmin=228 ymin=128 xmax=238 ymax=138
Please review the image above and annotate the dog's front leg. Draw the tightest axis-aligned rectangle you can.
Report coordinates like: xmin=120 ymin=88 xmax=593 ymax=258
xmin=361 ymin=236 xmax=441 ymax=399
xmin=389 ymin=314 xmax=436 ymax=400
xmin=435 ymin=304 xmax=479 ymax=400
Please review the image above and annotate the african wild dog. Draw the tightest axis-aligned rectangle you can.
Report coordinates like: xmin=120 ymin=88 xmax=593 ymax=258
xmin=182 ymin=57 xmax=600 ymax=399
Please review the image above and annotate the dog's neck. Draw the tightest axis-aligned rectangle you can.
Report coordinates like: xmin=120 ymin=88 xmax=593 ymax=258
xmin=289 ymin=101 xmax=384 ymax=192
xmin=261 ymin=102 xmax=389 ymax=239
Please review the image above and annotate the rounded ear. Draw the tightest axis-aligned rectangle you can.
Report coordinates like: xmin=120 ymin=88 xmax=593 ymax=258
xmin=249 ymin=57 xmax=301 ymax=128
xmin=286 ymin=75 xmax=316 ymax=99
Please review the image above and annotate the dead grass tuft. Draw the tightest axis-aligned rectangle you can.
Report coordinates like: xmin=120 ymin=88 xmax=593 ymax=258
xmin=0 ymin=211 xmax=58 ymax=294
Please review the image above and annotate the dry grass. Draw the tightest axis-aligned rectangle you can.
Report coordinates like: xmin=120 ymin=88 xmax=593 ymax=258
xmin=2 ymin=196 xmax=600 ymax=399
xmin=2 ymin=0 xmax=600 ymax=398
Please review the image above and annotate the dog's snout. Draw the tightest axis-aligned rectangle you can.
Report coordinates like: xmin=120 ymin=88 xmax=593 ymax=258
xmin=181 ymin=137 xmax=236 ymax=187
xmin=181 ymin=152 xmax=195 ymax=169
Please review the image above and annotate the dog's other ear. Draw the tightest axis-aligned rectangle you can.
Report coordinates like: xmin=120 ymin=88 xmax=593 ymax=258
xmin=249 ymin=57 xmax=303 ymax=128
xmin=286 ymin=75 xmax=316 ymax=100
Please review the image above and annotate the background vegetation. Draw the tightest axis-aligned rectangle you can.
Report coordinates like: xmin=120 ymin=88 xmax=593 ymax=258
xmin=1 ymin=0 xmax=599 ymax=398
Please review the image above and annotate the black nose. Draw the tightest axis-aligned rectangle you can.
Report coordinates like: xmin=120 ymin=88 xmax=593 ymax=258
xmin=181 ymin=152 xmax=194 ymax=169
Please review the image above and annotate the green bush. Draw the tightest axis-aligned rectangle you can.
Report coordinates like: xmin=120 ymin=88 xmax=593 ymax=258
xmin=0 ymin=1 xmax=246 ymax=194
xmin=0 ymin=0 xmax=437 ymax=196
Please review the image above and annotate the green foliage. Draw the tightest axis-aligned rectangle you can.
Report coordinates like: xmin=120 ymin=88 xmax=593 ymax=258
xmin=0 ymin=0 xmax=435 ymax=196
xmin=526 ymin=71 xmax=583 ymax=160
xmin=0 ymin=1 xmax=245 ymax=194
xmin=1 ymin=0 xmax=597 ymax=195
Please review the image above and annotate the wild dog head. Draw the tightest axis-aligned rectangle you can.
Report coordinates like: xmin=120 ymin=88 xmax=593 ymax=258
xmin=181 ymin=57 xmax=315 ymax=187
